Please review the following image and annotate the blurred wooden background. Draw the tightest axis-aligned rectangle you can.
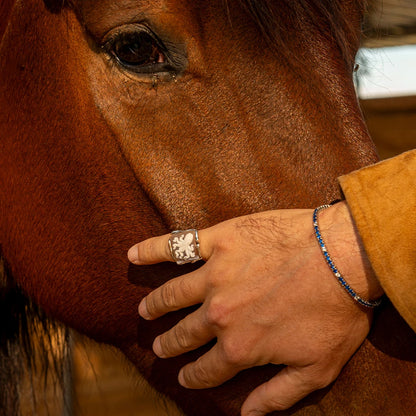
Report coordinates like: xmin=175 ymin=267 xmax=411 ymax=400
xmin=364 ymin=0 xmax=416 ymax=47
xmin=361 ymin=95 xmax=416 ymax=159
xmin=70 ymin=337 xmax=184 ymax=416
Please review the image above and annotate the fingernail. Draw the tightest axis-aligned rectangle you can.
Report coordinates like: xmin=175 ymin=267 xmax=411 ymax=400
xmin=153 ymin=337 xmax=166 ymax=358
xmin=178 ymin=369 xmax=188 ymax=387
xmin=138 ymin=299 xmax=151 ymax=320
xmin=127 ymin=245 xmax=140 ymax=264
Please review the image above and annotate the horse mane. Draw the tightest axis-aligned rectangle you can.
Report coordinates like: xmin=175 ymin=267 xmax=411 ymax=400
xmin=0 ymin=249 xmax=71 ymax=416
xmin=236 ymin=0 xmax=366 ymax=68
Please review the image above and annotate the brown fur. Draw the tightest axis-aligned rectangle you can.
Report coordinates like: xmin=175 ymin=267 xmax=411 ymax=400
xmin=0 ymin=0 xmax=415 ymax=415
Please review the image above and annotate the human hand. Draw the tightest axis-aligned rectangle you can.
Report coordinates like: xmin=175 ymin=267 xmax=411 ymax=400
xmin=128 ymin=202 xmax=383 ymax=415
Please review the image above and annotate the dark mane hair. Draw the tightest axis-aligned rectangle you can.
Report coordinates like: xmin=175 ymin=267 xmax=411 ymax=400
xmin=237 ymin=0 xmax=366 ymax=69
xmin=0 ymin=250 xmax=71 ymax=416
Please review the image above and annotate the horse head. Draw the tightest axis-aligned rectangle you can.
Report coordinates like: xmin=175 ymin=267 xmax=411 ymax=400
xmin=1 ymin=0 xmax=414 ymax=415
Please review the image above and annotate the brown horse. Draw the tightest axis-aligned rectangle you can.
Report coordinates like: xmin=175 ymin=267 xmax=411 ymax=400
xmin=1 ymin=0 xmax=415 ymax=415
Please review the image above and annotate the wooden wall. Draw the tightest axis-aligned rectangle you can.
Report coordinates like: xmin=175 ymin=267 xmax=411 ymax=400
xmin=72 ymin=337 xmax=183 ymax=416
xmin=360 ymin=95 xmax=416 ymax=159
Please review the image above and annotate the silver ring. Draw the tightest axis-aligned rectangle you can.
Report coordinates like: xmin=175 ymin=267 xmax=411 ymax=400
xmin=168 ymin=229 xmax=202 ymax=265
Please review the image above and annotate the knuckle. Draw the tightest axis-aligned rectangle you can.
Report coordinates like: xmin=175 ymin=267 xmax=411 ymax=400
xmin=211 ymin=222 xmax=239 ymax=254
xmin=205 ymin=298 xmax=230 ymax=329
xmin=158 ymin=334 xmax=170 ymax=355
xmin=145 ymin=294 xmax=158 ymax=316
xmin=214 ymin=234 xmax=234 ymax=254
xmin=136 ymin=241 xmax=151 ymax=261
xmin=173 ymin=324 xmax=190 ymax=350
xmin=177 ymin=277 xmax=193 ymax=300
xmin=160 ymin=282 xmax=177 ymax=309
xmin=190 ymin=360 xmax=212 ymax=387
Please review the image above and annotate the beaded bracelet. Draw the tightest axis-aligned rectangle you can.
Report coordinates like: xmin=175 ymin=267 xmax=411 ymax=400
xmin=313 ymin=205 xmax=382 ymax=308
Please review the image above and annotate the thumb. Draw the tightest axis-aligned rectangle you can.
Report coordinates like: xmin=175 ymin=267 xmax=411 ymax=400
xmin=241 ymin=366 xmax=328 ymax=416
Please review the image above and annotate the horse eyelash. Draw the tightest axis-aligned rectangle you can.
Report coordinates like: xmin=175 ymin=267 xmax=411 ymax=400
xmin=100 ymin=50 xmax=176 ymax=88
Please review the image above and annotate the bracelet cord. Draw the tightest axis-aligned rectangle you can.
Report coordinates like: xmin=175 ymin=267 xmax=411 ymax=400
xmin=313 ymin=205 xmax=382 ymax=309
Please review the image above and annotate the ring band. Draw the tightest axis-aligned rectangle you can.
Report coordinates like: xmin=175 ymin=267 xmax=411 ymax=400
xmin=168 ymin=229 xmax=202 ymax=265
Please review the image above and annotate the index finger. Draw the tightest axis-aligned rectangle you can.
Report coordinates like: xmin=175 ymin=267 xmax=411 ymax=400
xmin=139 ymin=271 xmax=206 ymax=320
xmin=128 ymin=229 xmax=212 ymax=265
xmin=128 ymin=234 xmax=172 ymax=265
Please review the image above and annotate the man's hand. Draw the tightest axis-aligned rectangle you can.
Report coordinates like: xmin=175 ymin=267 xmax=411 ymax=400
xmin=128 ymin=202 xmax=383 ymax=415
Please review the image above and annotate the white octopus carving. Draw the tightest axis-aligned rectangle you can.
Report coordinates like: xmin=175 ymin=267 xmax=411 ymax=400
xmin=172 ymin=233 xmax=196 ymax=260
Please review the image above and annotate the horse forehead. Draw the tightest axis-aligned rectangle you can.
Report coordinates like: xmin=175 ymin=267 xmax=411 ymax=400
xmin=75 ymin=0 xmax=222 ymax=32
xmin=73 ymin=0 xmax=257 ymax=69
xmin=72 ymin=0 xmax=277 ymax=54
xmin=77 ymin=0 xmax=222 ymax=15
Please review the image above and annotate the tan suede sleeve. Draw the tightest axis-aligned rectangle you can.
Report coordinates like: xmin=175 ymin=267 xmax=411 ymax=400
xmin=339 ymin=150 xmax=416 ymax=332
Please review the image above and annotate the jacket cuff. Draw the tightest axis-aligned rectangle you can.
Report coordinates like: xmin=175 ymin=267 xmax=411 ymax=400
xmin=339 ymin=150 xmax=416 ymax=332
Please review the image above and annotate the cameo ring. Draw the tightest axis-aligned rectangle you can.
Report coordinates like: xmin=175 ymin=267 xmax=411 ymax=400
xmin=168 ymin=229 xmax=202 ymax=265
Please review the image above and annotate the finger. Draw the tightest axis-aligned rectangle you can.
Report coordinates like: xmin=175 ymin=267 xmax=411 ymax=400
xmin=178 ymin=344 xmax=245 ymax=389
xmin=241 ymin=366 xmax=331 ymax=415
xmin=139 ymin=271 xmax=206 ymax=320
xmin=128 ymin=228 xmax=213 ymax=265
xmin=128 ymin=234 xmax=171 ymax=265
xmin=153 ymin=307 xmax=215 ymax=358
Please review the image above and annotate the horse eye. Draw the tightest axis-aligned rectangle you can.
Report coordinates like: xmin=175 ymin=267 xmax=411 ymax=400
xmin=106 ymin=30 xmax=167 ymax=70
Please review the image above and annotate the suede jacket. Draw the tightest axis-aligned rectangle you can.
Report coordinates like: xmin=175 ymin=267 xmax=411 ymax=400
xmin=339 ymin=150 xmax=416 ymax=332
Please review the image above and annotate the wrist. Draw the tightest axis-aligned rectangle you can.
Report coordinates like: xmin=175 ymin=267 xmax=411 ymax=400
xmin=318 ymin=201 xmax=384 ymax=303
